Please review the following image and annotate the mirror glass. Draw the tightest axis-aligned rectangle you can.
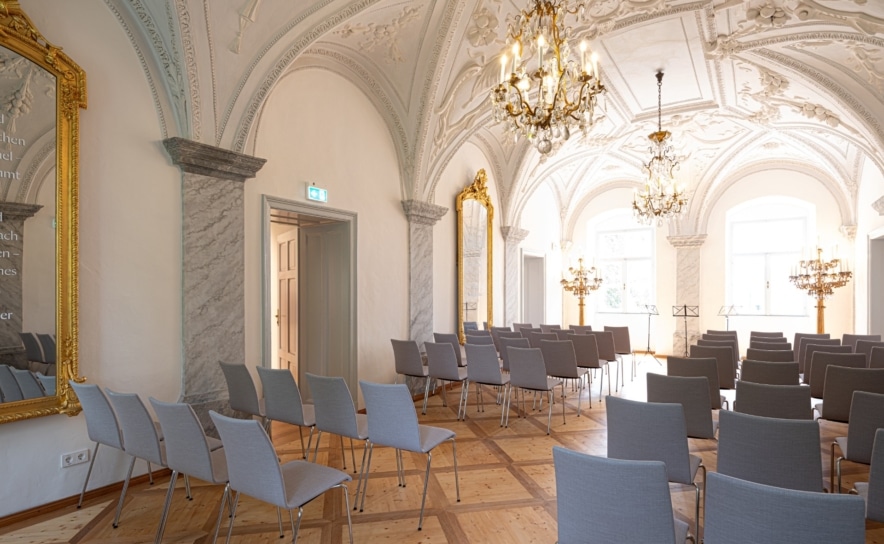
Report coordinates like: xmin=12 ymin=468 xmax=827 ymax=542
xmin=0 ymin=4 xmax=84 ymax=422
xmin=457 ymin=169 xmax=493 ymax=343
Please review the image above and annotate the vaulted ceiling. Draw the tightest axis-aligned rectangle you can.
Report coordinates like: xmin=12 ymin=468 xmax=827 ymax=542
xmin=112 ymin=0 xmax=884 ymax=236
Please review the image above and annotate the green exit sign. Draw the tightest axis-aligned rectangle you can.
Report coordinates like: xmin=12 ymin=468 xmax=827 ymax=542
xmin=306 ymin=185 xmax=328 ymax=203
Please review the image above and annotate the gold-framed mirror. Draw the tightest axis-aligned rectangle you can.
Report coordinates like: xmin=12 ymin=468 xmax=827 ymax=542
xmin=457 ymin=169 xmax=493 ymax=343
xmin=0 ymin=2 xmax=85 ymax=423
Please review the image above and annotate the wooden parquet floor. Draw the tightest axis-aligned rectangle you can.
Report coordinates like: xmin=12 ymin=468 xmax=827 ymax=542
xmin=4 ymin=361 xmax=884 ymax=543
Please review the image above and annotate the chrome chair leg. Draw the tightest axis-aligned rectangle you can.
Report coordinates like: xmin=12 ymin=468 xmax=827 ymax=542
xmin=418 ymin=453 xmax=433 ymax=530
xmin=358 ymin=443 xmax=375 ymax=512
xmin=339 ymin=483 xmax=354 ymax=544
xmin=77 ymin=442 xmax=101 ymax=508
xmin=154 ymin=470 xmax=178 ymax=544
xmin=112 ymin=456 xmax=137 ymax=528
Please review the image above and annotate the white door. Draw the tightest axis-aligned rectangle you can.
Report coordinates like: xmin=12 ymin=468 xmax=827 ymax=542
xmin=277 ymin=228 xmax=299 ymax=376
xmin=522 ymin=254 xmax=545 ymax=325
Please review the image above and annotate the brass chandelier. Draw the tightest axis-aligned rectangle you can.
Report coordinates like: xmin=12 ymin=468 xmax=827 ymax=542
xmin=632 ymin=70 xmax=688 ymax=226
xmin=789 ymin=246 xmax=852 ymax=333
xmin=490 ymin=0 xmax=605 ymax=155
xmin=561 ymin=258 xmax=602 ymax=326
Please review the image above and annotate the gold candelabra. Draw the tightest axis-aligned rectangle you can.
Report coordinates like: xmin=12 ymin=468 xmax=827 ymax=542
xmin=789 ymin=246 xmax=852 ymax=333
xmin=561 ymin=258 xmax=602 ymax=326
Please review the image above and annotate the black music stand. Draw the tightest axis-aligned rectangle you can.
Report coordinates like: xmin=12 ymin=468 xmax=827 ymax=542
xmin=672 ymin=305 xmax=700 ymax=357
xmin=718 ymin=305 xmax=737 ymax=331
xmin=641 ymin=304 xmax=661 ymax=366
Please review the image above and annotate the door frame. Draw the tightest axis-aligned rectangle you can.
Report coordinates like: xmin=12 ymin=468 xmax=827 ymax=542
xmin=521 ymin=250 xmax=546 ymax=325
xmin=261 ymin=195 xmax=358 ymax=389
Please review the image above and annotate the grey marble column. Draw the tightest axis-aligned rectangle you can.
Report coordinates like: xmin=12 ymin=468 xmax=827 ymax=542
xmin=0 ymin=202 xmax=40 ymax=368
xmin=667 ymin=234 xmax=706 ymax=357
xmin=163 ymin=138 xmax=266 ymax=427
xmin=501 ymin=226 xmax=529 ymax=327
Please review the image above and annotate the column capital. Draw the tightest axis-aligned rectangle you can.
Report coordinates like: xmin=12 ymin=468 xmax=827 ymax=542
xmin=0 ymin=202 xmax=42 ymax=220
xmin=500 ymin=226 xmax=529 ymax=243
xmin=401 ymin=200 xmax=447 ymax=226
xmin=874 ymin=195 xmax=884 ymax=216
xmin=840 ymin=225 xmax=857 ymax=241
xmin=667 ymin=234 xmax=707 ymax=249
xmin=163 ymin=137 xmax=266 ymax=182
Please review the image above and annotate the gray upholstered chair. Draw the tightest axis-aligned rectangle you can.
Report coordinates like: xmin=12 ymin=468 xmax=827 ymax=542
xmin=667 ymin=356 xmax=726 ymax=410
xmin=606 ymin=395 xmax=704 ymax=539
xmin=807 ymin=351 xmax=865 ymax=396
xmin=717 ymin=410 xmax=823 ymax=492
xmin=507 ymin=346 xmax=564 ymax=434
xmin=831 ymin=391 xmax=884 ymax=493
xmin=733 ymin=381 xmax=812 ymax=420
xmin=872 ymin=346 xmax=884 ymax=369
xmin=425 ymin=341 xmax=470 ymax=420
xmin=106 ymin=389 xmax=168 ymax=528
xmin=750 ymin=331 xmax=785 ymax=339
xmin=842 ymin=333 xmax=881 ymax=349
xmin=432 ymin=332 xmax=463 ymax=366
xmin=553 ymin=328 xmax=575 ymax=340
xmin=464 ymin=343 xmax=511 ymax=426
xmin=703 ymin=472 xmax=866 ymax=544
xmin=588 ymin=330 xmax=621 ymax=391
xmin=511 ymin=323 xmax=532 ymax=334
xmin=690 ymin=344 xmax=735 ymax=389
xmin=257 ymin=366 xmax=316 ymax=458
xmin=553 ymin=446 xmax=692 ymax=544
xmin=699 ymin=337 xmax=739 ymax=368
xmin=150 ymin=398 xmax=229 ymax=544
xmin=465 ymin=334 xmax=495 ymax=345
xmin=802 ymin=344 xmax=852 ymax=385
xmin=390 ymin=339 xmax=430 ymax=413
xmin=798 ymin=338 xmax=841 ymax=375
xmin=856 ymin=340 xmax=884 ymax=365
xmin=571 ymin=333 xmax=608 ymax=405
xmin=539 ymin=323 xmax=562 ymax=333
xmin=816 ymin=367 xmax=884 ymax=423
xmin=853 ymin=428 xmax=884 ymax=522
xmin=218 ymin=361 xmax=267 ymax=428
xmin=357 ymin=381 xmax=459 ymax=529
xmin=498 ymin=336 xmax=529 ymax=372
xmin=748 ymin=340 xmax=792 ymax=351
xmin=604 ymin=325 xmax=633 ymax=384
xmin=0 ymin=364 xmax=23 ymax=402
xmin=10 ymin=368 xmax=43 ymax=398
xmin=568 ymin=324 xmax=593 ymax=334
xmin=646 ymin=373 xmax=717 ymax=439
xmin=69 ymin=382 xmax=125 ymax=509
xmin=305 ymin=373 xmax=368 ymax=476
xmin=539 ymin=339 xmax=587 ymax=418
xmin=739 ymin=360 xmax=799 ymax=385
xmin=527 ymin=330 xmax=557 ymax=348
xmin=744 ymin=348 xmax=794 ymax=363
xmin=210 ymin=410 xmax=353 ymax=543
xmin=488 ymin=326 xmax=512 ymax=351
xmin=705 ymin=330 xmax=739 ymax=360
xmin=794 ymin=332 xmax=830 ymax=366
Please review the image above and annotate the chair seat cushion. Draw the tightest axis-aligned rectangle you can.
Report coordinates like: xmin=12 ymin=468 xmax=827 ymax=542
xmin=207 ymin=436 xmax=224 ymax=452
xmin=855 ymin=481 xmax=869 ymax=500
xmin=281 ymin=459 xmax=351 ymax=509
xmin=836 ymin=436 xmax=849 ymax=459
xmin=355 ymin=413 xmax=369 ymax=440
xmin=301 ymin=404 xmax=316 ymax=427
xmin=418 ymin=424 xmax=455 ymax=453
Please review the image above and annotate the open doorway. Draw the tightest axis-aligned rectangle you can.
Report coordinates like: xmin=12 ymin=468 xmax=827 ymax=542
xmin=871 ymin=235 xmax=884 ymax=337
xmin=522 ymin=252 xmax=545 ymax=325
xmin=263 ymin=196 xmax=358 ymax=401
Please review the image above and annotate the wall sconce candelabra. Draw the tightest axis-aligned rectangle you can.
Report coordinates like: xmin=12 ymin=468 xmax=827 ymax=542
xmin=561 ymin=257 xmax=602 ymax=326
xmin=789 ymin=246 xmax=852 ymax=333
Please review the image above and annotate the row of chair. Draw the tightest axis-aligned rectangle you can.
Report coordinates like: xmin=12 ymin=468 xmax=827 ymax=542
xmin=0 ymin=364 xmax=53 ymax=402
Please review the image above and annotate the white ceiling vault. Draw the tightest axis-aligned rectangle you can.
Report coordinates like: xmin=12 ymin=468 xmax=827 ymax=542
xmin=110 ymin=0 xmax=884 ymax=237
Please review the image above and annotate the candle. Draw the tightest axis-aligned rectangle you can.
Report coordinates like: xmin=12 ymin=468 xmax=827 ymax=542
xmin=580 ymin=40 xmax=588 ymax=74
xmin=500 ymin=54 xmax=507 ymax=84
xmin=512 ymin=42 xmax=520 ymax=74
xmin=538 ymin=35 xmax=546 ymax=67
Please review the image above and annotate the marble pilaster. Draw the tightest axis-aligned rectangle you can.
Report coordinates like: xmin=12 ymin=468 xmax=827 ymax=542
xmin=501 ymin=226 xmax=529 ymax=327
xmin=0 ymin=202 xmax=41 ymax=368
xmin=667 ymin=234 xmax=706 ymax=357
xmin=163 ymin=137 xmax=266 ymax=429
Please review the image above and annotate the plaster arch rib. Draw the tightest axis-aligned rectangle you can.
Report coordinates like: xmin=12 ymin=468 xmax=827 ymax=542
xmin=561 ymin=179 xmax=646 ymax=242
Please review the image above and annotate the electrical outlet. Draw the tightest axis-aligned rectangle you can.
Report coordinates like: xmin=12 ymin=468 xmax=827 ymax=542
xmin=61 ymin=448 xmax=90 ymax=468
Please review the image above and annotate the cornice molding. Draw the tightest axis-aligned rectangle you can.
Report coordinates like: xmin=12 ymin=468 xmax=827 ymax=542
xmin=500 ymin=226 xmax=529 ymax=243
xmin=667 ymin=235 xmax=707 ymax=249
xmin=163 ymin=137 xmax=265 ymax=182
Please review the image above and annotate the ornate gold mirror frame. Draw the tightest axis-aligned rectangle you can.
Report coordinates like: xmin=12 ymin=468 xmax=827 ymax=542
xmin=0 ymin=2 xmax=85 ymax=423
xmin=457 ymin=169 xmax=493 ymax=343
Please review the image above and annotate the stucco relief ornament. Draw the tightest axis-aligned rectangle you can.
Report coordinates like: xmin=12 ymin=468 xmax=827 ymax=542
xmin=747 ymin=3 xmax=789 ymax=27
xmin=873 ymin=196 xmax=884 ymax=216
xmin=468 ymin=8 xmax=498 ymax=47
xmin=707 ymin=35 xmax=740 ymax=60
xmin=799 ymin=102 xmax=840 ymax=127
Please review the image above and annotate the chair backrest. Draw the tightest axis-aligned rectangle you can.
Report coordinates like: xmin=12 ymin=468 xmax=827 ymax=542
xmin=646 ymin=373 xmax=715 ymax=439
xmin=463 ymin=321 xmax=479 ymax=331
xmin=465 ymin=343 xmax=504 ymax=385
xmin=359 ymin=381 xmax=422 ymax=452
xmin=305 ymin=373 xmax=359 ymax=438
xmin=866 ymin=428 xmax=884 ymax=522
xmin=69 ymin=381 xmax=123 ymax=448
xmin=527 ymin=331 xmax=557 ymax=348
xmin=568 ymin=325 xmax=593 ymax=334
xmin=489 ymin=326 xmax=511 ymax=350
xmin=465 ymin=334 xmax=495 ymax=345
xmin=391 ymin=339 xmax=426 ymax=377
xmin=37 ymin=334 xmax=56 ymax=364
xmin=872 ymin=346 xmax=884 ymax=369
xmin=745 ymin=348 xmax=794 ymax=363
xmin=106 ymin=389 xmax=165 ymax=465
xmin=256 ymin=366 xmax=309 ymax=426
xmin=794 ymin=332 xmax=830 ymax=363
xmin=150 ymin=398 xmax=226 ymax=484
xmin=497 ymin=331 xmax=523 ymax=340
xmin=511 ymin=323 xmax=532 ymax=334
xmin=604 ymin=326 xmax=632 ymax=354
xmin=553 ymin=446 xmax=680 ymax=544
xmin=587 ymin=331 xmax=617 ymax=361
xmin=499 ymin=337 xmax=530 ymax=372
xmin=733 ymin=381 xmax=812 ymax=420
xmin=707 ymin=330 xmax=737 ymax=337
xmin=508 ymin=347 xmax=550 ymax=390
xmin=843 ymin=333 xmax=881 ymax=349
xmin=210 ymin=410 xmax=287 ymax=507
xmin=717 ymin=410 xmax=822 ymax=491
xmin=553 ymin=329 xmax=574 ymax=340
xmin=856 ymin=340 xmax=884 ymax=365
xmin=802 ymin=343 xmax=851 ymax=381
xmin=539 ymin=340 xmax=579 ymax=380
xmin=433 ymin=333 xmax=463 ymax=366
xmin=219 ymin=361 xmax=262 ymax=416
xmin=821 ymin=367 xmax=884 ymax=423
xmin=424 ymin=341 xmax=463 ymax=381
xmin=689 ymin=345 xmax=735 ymax=388
xmin=571 ymin=334 xmax=601 ymax=370
xmin=465 ymin=329 xmax=491 ymax=337
xmin=36 ymin=374 xmax=56 ymax=396
xmin=808 ymin=352 xmax=866 ymax=397
xmin=539 ymin=324 xmax=562 ymax=333
xmin=750 ymin=331 xmax=785 ymax=339
xmin=798 ymin=338 xmax=840 ymax=373
xmin=703 ymin=472 xmax=866 ymax=544
xmin=697 ymin=338 xmax=739 ymax=365
xmin=666 ymin=356 xmax=722 ymax=409
xmin=10 ymin=368 xmax=44 ymax=399
xmin=845 ymin=391 xmax=884 ymax=465
xmin=0 ymin=365 xmax=23 ymax=402
xmin=749 ymin=340 xmax=792 ymax=351
xmin=739 ymin=360 xmax=799 ymax=385
xmin=605 ymin=396 xmax=693 ymax=484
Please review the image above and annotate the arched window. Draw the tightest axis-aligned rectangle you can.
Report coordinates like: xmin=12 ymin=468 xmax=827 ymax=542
xmin=726 ymin=197 xmax=813 ymax=316
xmin=587 ymin=210 xmax=655 ymax=313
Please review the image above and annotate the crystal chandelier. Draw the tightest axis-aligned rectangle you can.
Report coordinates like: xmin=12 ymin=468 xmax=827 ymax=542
xmin=490 ymin=0 xmax=605 ymax=155
xmin=632 ymin=70 xmax=688 ymax=226
xmin=789 ymin=246 xmax=852 ymax=333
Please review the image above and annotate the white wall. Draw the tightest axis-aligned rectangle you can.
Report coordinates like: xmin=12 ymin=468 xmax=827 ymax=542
xmin=1 ymin=0 xmax=183 ymax=517
xmin=247 ymin=68 xmax=407 ymax=396
xmin=854 ymin=156 xmax=884 ymax=333
xmin=520 ymin=183 xmax=561 ymax=325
